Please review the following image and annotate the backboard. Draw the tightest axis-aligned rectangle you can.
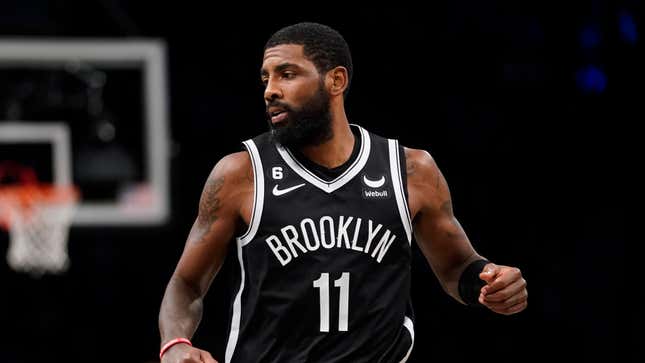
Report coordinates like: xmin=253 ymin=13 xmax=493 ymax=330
xmin=0 ymin=40 xmax=170 ymax=226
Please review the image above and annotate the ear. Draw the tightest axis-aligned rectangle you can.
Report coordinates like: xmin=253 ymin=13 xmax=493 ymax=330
xmin=326 ymin=66 xmax=348 ymax=96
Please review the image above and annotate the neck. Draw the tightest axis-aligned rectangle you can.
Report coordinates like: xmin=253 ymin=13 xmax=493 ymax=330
xmin=299 ymin=109 xmax=354 ymax=169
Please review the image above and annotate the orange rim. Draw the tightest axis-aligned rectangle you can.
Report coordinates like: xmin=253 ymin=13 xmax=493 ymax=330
xmin=0 ymin=184 xmax=79 ymax=229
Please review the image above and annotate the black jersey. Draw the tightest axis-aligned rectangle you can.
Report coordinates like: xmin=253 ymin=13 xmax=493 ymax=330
xmin=224 ymin=125 xmax=415 ymax=363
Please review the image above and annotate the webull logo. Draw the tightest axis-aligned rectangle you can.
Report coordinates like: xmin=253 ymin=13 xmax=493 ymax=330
xmin=362 ymin=189 xmax=389 ymax=199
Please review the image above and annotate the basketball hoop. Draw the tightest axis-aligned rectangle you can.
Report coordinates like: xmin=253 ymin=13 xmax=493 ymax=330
xmin=0 ymin=184 xmax=78 ymax=276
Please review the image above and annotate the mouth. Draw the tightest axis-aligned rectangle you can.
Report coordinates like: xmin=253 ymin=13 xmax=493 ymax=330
xmin=269 ymin=109 xmax=289 ymax=124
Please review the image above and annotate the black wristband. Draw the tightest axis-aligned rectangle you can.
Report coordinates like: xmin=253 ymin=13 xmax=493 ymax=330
xmin=458 ymin=259 xmax=489 ymax=306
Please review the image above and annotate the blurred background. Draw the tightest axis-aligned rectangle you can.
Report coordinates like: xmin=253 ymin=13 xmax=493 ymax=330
xmin=0 ymin=1 xmax=638 ymax=362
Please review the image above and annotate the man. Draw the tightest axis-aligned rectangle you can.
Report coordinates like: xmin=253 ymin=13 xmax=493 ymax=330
xmin=159 ymin=22 xmax=527 ymax=363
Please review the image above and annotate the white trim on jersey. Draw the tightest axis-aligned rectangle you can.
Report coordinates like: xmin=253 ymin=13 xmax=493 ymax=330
xmin=238 ymin=140 xmax=265 ymax=246
xmin=388 ymin=139 xmax=413 ymax=243
xmin=226 ymin=139 xmax=263 ymax=362
xmin=399 ymin=316 xmax=415 ymax=363
xmin=225 ymin=239 xmax=246 ymax=363
xmin=275 ymin=125 xmax=372 ymax=194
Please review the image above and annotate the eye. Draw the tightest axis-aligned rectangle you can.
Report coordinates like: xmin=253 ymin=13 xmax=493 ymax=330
xmin=282 ymin=71 xmax=296 ymax=79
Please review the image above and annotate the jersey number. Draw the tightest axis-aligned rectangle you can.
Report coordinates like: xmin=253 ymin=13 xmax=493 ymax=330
xmin=312 ymin=272 xmax=350 ymax=332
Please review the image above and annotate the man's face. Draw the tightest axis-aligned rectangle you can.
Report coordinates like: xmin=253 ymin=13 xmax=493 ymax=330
xmin=261 ymin=44 xmax=332 ymax=148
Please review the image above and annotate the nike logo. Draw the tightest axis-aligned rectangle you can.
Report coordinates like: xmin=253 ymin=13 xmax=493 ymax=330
xmin=272 ymin=183 xmax=306 ymax=196
xmin=363 ymin=175 xmax=385 ymax=188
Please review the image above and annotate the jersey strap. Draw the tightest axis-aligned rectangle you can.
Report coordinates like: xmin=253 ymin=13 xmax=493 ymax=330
xmin=238 ymin=139 xmax=265 ymax=245
xmin=399 ymin=316 xmax=415 ymax=362
xmin=388 ymin=139 xmax=413 ymax=243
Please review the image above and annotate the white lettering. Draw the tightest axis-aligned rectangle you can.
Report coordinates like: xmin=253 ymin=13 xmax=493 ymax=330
xmin=281 ymin=225 xmax=307 ymax=258
xmin=266 ymin=235 xmax=292 ymax=266
xmin=336 ymin=216 xmax=353 ymax=249
xmin=300 ymin=218 xmax=320 ymax=251
xmin=320 ymin=216 xmax=336 ymax=249
xmin=364 ymin=220 xmax=383 ymax=253
xmin=265 ymin=216 xmax=398 ymax=266
xmin=350 ymin=218 xmax=364 ymax=252
xmin=371 ymin=230 xmax=396 ymax=263
xmin=364 ymin=190 xmax=388 ymax=198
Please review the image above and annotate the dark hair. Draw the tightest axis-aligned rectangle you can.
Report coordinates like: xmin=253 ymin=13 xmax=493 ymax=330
xmin=265 ymin=22 xmax=353 ymax=97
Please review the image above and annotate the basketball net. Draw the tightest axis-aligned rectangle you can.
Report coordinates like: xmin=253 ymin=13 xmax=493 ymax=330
xmin=0 ymin=165 xmax=78 ymax=276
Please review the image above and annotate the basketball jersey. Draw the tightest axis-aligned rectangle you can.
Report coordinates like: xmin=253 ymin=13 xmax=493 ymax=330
xmin=224 ymin=125 xmax=415 ymax=363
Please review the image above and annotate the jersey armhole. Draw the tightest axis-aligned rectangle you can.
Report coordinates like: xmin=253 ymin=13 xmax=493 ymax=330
xmin=388 ymin=139 xmax=413 ymax=243
xmin=237 ymin=139 xmax=264 ymax=245
xmin=399 ymin=316 xmax=415 ymax=363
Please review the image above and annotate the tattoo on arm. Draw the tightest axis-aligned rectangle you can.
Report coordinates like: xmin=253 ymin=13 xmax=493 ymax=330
xmin=198 ymin=176 xmax=225 ymax=226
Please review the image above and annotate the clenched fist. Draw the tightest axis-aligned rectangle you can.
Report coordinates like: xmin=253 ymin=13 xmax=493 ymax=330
xmin=478 ymin=263 xmax=528 ymax=315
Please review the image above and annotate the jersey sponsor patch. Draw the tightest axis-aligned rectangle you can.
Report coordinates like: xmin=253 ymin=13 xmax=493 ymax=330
xmin=361 ymin=174 xmax=390 ymax=199
xmin=363 ymin=175 xmax=385 ymax=188
xmin=362 ymin=174 xmax=386 ymax=188
xmin=362 ymin=189 xmax=390 ymax=199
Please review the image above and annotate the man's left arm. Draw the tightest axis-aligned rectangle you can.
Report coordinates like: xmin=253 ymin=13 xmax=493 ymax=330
xmin=405 ymin=147 xmax=527 ymax=315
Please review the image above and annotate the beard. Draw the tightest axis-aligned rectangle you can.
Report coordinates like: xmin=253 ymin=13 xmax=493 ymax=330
xmin=266 ymin=82 xmax=333 ymax=149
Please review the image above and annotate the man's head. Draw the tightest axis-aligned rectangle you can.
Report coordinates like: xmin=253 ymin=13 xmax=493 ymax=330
xmin=261 ymin=22 xmax=353 ymax=148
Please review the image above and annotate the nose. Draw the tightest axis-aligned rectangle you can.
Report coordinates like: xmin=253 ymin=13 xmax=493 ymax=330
xmin=264 ymin=78 xmax=283 ymax=103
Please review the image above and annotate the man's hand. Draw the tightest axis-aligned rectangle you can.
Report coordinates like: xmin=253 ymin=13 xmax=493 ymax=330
xmin=478 ymin=263 xmax=527 ymax=315
xmin=161 ymin=343 xmax=219 ymax=363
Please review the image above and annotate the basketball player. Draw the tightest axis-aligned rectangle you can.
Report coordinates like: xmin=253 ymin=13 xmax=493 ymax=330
xmin=159 ymin=22 xmax=527 ymax=363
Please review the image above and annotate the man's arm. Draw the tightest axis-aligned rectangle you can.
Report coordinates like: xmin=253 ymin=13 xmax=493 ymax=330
xmin=159 ymin=151 xmax=253 ymax=362
xmin=406 ymin=148 xmax=527 ymax=315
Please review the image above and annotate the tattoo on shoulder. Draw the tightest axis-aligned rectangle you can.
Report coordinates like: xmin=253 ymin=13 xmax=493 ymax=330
xmin=199 ymin=176 xmax=225 ymax=225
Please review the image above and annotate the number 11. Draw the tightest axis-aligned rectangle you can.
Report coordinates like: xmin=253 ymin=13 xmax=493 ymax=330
xmin=313 ymin=272 xmax=350 ymax=332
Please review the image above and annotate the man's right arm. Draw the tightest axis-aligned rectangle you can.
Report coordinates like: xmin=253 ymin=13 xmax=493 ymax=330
xmin=159 ymin=152 xmax=253 ymax=362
